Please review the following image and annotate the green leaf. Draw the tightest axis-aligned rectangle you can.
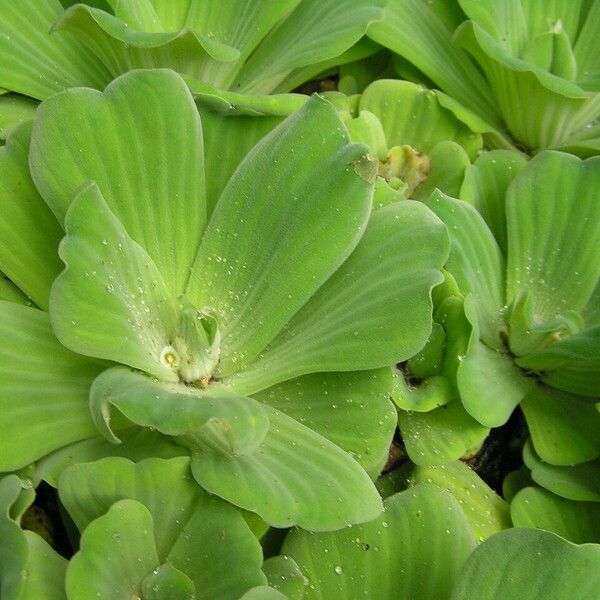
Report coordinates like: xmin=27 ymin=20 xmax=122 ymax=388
xmin=35 ymin=428 xmax=186 ymax=487
xmin=59 ymin=457 xmax=267 ymax=599
xmin=0 ymin=302 xmax=102 ymax=471
xmin=50 ymin=183 xmax=179 ymax=382
xmin=226 ymin=201 xmax=448 ymax=394
xmin=0 ymin=95 xmax=37 ymax=137
xmin=197 ymin=105 xmax=285 ymax=215
xmin=520 ymin=385 xmax=600 ymax=465
xmin=524 ymin=440 xmax=600 ymax=502
xmin=367 ymin=0 xmax=500 ymax=128
xmin=141 ymin=563 xmax=196 ymax=600
xmin=506 ymin=151 xmax=600 ymax=326
xmin=425 ymin=190 xmax=505 ymax=349
xmin=394 ymin=374 xmax=454 ymax=413
xmin=399 ymin=400 xmax=489 ymax=466
xmin=451 ymin=528 xmax=600 ymax=600
xmin=573 ymin=0 xmax=600 ymax=88
xmin=66 ymin=499 xmax=160 ymax=599
xmin=252 ymin=369 xmax=397 ymax=476
xmin=458 ymin=322 xmax=533 ymax=427
xmin=233 ymin=0 xmax=384 ymax=94
xmin=90 ymin=366 xmax=269 ymax=454
xmin=359 ymin=79 xmax=482 ymax=158
xmin=517 ymin=326 xmax=600 ymax=397
xmin=413 ymin=141 xmax=471 ymax=200
xmin=459 ymin=149 xmax=528 ymax=255
xmin=282 ymin=484 xmax=476 ymax=600
xmin=263 ymin=556 xmax=307 ymax=600
xmin=239 ymin=587 xmax=288 ymax=600
xmin=511 ymin=487 xmax=600 ymax=544
xmin=0 ymin=275 xmax=30 ymax=305
xmin=502 ymin=465 xmax=535 ymax=502
xmin=0 ymin=123 xmax=63 ymax=309
xmin=190 ymin=405 xmax=382 ymax=531
xmin=0 ymin=0 xmax=110 ymax=99
xmin=408 ymin=461 xmax=511 ymax=541
xmin=188 ymin=95 xmax=375 ymax=377
xmin=0 ymin=475 xmax=67 ymax=600
xmin=30 ymin=68 xmax=206 ymax=295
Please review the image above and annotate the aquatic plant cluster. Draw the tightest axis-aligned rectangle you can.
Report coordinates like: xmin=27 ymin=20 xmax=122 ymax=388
xmin=0 ymin=1 xmax=599 ymax=598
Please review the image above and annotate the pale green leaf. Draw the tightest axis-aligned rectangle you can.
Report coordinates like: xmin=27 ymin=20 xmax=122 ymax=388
xmin=240 ymin=587 xmax=288 ymax=600
xmin=399 ymin=401 xmax=489 ymax=466
xmin=524 ymin=440 xmax=600 ymax=502
xmin=408 ymin=461 xmax=511 ymax=541
xmin=263 ymin=556 xmax=307 ymax=600
xmin=413 ymin=141 xmax=471 ymax=200
xmin=502 ymin=465 xmax=535 ymax=502
xmin=506 ymin=151 xmax=600 ymax=324
xmin=511 ymin=487 xmax=600 ymax=544
xmin=0 ymin=275 xmax=30 ymax=306
xmin=0 ymin=302 xmax=102 ymax=471
xmin=188 ymin=95 xmax=375 ymax=377
xmin=90 ymin=366 xmax=269 ymax=454
xmin=50 ymin=183 xmax=179 ymax=382
xmin=197 ymin=105 xmax=285 ymax=215
xmin=276 ymin=36 xmax=384 ymax=95
xmin=0 ymin=0 xmax=110 ymax=99
xmin=0 ymin=123 xmax=63 ymax=309
xmin=458 ymin=0 xmax=528 ymax=56
xmin=226 ymin=201 xmax=448 ymax=394
xmin=451 ymin=528 xmax=600 ymax=600
xmin=282 ymin=484 xmax=476 ymax=600
xmin=458 ymin=329 xmax=533 ymax=427
xmin=517 ymin=327 xmax=600 ymax=397
xmin=0 ymin=95 xmax=37 ymax=137
xmin=53 ymin=3 xmax=239 ymax=80
xmin=521 ymin=385 xmax=600 ymax=465
xmin=190 ymin=405 xmax=382 ymax=531
xmin=30 ymin=68 xmax=206 ymax=295
xmin=459 ymin=148 xmax=528 ymax=255
xmin=252 ymin=369 xmax=396 ymax=476
xmin=65 ymin=499 xmax=160 ymax=599
xmin=141 ymin=563 xmax=196 ymax=600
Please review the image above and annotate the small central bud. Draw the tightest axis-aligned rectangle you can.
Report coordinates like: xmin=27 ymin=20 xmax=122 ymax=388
xmin=170 ymin=296 xmax=221 ymax=386
xmin=378 ymin=145 xmax=430 ymax=197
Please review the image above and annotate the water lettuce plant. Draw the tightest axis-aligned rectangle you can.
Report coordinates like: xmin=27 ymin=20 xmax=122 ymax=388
xmin=1 ymin=458 xmax=305 ymax=599
xmin=0 ymin=68 xmax=449 ymax=531
xmin=344 ymin=78 xmax=481 ymax=201
xmin=368 ymin=0 xmax=600 ymax=154
xmin=423 ymin=150 xmax=600 ymax=468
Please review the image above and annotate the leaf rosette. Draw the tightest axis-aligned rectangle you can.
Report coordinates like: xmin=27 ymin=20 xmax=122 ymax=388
xmin=0 ymin=458 xmax=307 ymax=599
xmin=0 ymin=68 xmax=449 ymax=530
xmin=421 ymin=150 xmax=600 ymax=468
xmin=343 ymin=79 xmax=482 ymax=204
xmin=368 ymin=0 xmax=600 ymax=154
